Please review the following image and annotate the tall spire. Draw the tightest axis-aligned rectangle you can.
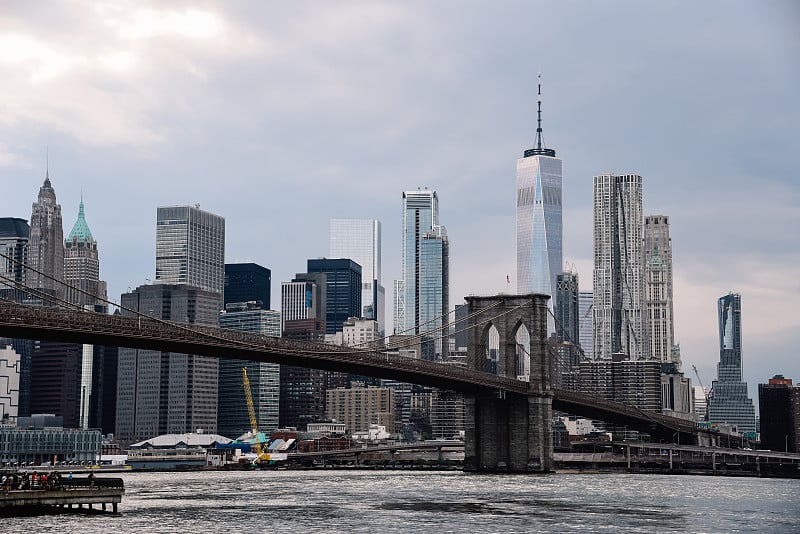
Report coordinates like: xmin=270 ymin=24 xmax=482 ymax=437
xmin=524 ymin=72 xmax=556 ymax=158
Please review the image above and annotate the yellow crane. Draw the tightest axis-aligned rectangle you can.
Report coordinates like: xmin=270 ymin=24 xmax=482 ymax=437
xmin=242 ymin=367 xmax=269 ymax=462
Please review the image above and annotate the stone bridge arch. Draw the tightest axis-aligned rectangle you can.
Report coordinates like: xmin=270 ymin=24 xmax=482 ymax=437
xmin=463 ymin=293 xmax=554 ymax=472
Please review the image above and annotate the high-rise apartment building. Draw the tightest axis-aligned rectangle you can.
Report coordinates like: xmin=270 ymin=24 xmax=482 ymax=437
xmin=116 ymin=284 xmax=221 ymax=442
xmin=224 ymin=263 xmax=271 ymax=310
xmin=395 ymin=190 xmax=449 ymax=360
xmin=643 ymin=215 xmax=676 ymax=365
xmin=307 ymin=258 xmax=362 ymax=335
xmin=708 ymin=292 xmax=756 ymax=433
xmin=155 ymin=205 xmax=225 ymax=296
xmin=330 ymin=219 xmax=385 ymax=336
xmin=28 ymin=169 xmax=64 ymax=294
xmin=516 ymin=75 xmax=562 ymax=305
xmin=592 ymin=173 xmax=644 ymax=360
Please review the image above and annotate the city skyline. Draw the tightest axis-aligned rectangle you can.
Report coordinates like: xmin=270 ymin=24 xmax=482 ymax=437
xmin=1 ymin=2 xmax=798 ymax=399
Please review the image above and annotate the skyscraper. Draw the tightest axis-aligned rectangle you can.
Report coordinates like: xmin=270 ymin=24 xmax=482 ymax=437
xmin=64 ymin=198 xmax=107 ymax=308
xmin=555 ymin=272 xmax=579 ymax=345
xmin=330 ymin=219 xmax=385 ymax=336
xmin=155 ymin=205 xmax=225 ymax=296
xmin=592 ymin=173 xmax=644 ymax=360
xmin=0 ymin=218 xmax=29 ymax=291
xmin=217 ymin=262 xmax=279 ymax=439
xmin=224 ymin=263 xmax=271 ymax=310
xmin=643 ymin=215 xmax=676 ymax=365
xmin=28 ymin=168 xmax=64 ymax=294
xmin=708 ymin=292 xmax=756 ymax=433
xmin=307 ymin=258 xmax=362 ymax=335
xmin=395 ymin=189 xmax=449 ymax=360
xmin=116 ymin=283 xmax=221 ymax=442
xmin=516 ymin=74 xmax=562 ymax=303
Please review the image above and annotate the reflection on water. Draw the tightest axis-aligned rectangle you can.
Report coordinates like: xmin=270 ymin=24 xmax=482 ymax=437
xmin=2 ymin=470 xmax=798 ymax=533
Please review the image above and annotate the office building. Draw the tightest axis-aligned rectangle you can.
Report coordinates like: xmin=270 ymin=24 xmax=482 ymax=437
xmin=0 ymin=218 xmax=29 ymax=290
xmin=224 ymin=263 xmax=271 ymax=310
xmin=592 ymin=173 xmax=644 ymax=360
xmin=643 ymin=215 xmax=676 ymax=365
xmin=64 ymin=198 xmax=107 ymax=308
xmin=516 ymin=74 xmax=563 ymax=306
xmin=0 ymin=345 xmax=20 ymax=423
xmin=116 ymin=283 xmax=221 ymax=443
xmin=28 ymin=168 xmax=64 ymax=294
xmin=330 ymin=219 xmax=385 ymax=335
xmin=155 ymin=205 xmax=225 ymax=296
xmin=579 ymin=357 xmax=662 ymax=412
xmin=307 ymin=258 xmax=362 ymax=335
xmin=707 ymin=293 xmax=756 ymax=433
xmin=395 ymin=189 xmax=449 ymax=360
xmin=279 ymin=273 xmax=327 ymax=429
xmin=758 ymin=375 xmax=799 ymax=453
xmin=555 ymin=272 xmax=579 ymax=345
xmin=218 ymin=302 xmax=281 ymax=439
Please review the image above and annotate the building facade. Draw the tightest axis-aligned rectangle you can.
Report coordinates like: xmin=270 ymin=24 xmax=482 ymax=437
xmin=592 ymin=173 xmax=644 ymax=360
xmin=578 ymin=290 xmax=593 ymax=360
xmin=395 ymin=189 xmax=449 ymax=360
xmin=218 ymin=302 xmax=281 ymax=439
xmin=0 ymin=345 xmax=20 ymax=423
xmin=758 ymin=376 xmax=799 ymax=453
xmin=307 ymin=258 xmax=362 ymax=335
xmin=155 ymin=205 xmax=225 ymax=296
xmin=325 ymin=386 xmax=394 ymax=434
xmin=224 ymin=263 xmax=271 ymax=310
xmin=330 ymin=219 xmax=385 ymax=336
xmin=555 ymin=272 xmax=579 ymax=345
xmin=64 ymin=199 xmax=107 ymax=308
xmin=643 ymin=215 xmax=676 ymax=365
xmin=0 ymin=218 xmax=29 ymax=291
xmin=28 ymin=170 xmax=64 ymax=294
xmin=516 ymin=74 xmax=562 ymax=307
xmin=708 ymin=293 xmax=756 ymax=433
xmin=116 ymin=284 xmax=221 ymax=443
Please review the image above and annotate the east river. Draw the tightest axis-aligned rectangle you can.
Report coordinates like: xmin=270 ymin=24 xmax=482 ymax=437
xmin=5 ymin=470 xmax=799 ymax=533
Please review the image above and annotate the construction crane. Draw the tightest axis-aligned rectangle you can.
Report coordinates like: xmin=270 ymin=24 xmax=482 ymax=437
xmin=242 ymin=367 xmax=269 ymax=462
xmin=691 ymin=364 xmax=710 ymax=422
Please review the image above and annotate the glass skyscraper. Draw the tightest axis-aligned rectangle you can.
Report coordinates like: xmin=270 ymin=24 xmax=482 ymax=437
xmin=708 ymin=292 xmax=756 ymax=433
xmin=307 ymin=258 xmax=362 ymax=335
xmin=516 ymin=75 xmax=562 ymax=303
xmin=395 ymin=190 xmax=449 ymax=359
xmin=329 ymin=218 xmax=385 ymax=336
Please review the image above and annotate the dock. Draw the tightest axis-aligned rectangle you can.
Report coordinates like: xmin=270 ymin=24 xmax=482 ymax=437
xmin=0 ymin=474 xmax=124 ymax=515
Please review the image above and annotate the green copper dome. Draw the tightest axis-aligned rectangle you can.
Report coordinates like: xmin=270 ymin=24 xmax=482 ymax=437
xmin=67 ymin=199 xmax=93 ymax=242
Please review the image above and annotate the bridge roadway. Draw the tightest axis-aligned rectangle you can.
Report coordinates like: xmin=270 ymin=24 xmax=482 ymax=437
xmin=0 ymin=302 xmax=700 ymax=439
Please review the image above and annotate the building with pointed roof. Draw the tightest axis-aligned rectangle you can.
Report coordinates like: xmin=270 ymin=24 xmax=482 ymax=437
xmin=65 ymin=197 xmax=107 ymax=308
xmin=644 ymin=215 xmax=676 ymax=365
xmin=516 ymin=74 xmax=562 ymax=324
xmin=28 ymin=168 xmax=64 ymax=294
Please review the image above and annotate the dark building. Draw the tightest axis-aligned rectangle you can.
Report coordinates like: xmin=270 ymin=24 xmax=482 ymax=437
xmin=453 ymin=304 xmax=468 ymax=351
xmin=0 ymin=217 xmax=30 ymax=289
xmin=758 ymin=375 xmax=799 ymax=453
xmin=279 ymin=364 xmax=326 ymax=431
xmin=224 ymin=262 xmax=271 ymax=309
xmin=555 ymin=271 xmax=579 ymax=345
xmin=29 ymin=341 xmax=82 ymax=428
xmin=307 ymin=258 xmax=362 ymax=335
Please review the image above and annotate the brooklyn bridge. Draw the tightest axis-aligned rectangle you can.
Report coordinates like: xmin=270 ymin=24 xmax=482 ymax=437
xmin=0 ymin=294 xmax=724 ymax=473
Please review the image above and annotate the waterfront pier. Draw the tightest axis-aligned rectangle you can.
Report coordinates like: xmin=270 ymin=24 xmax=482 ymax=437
xmin=0 ymin=476 xmax=124 ymax=515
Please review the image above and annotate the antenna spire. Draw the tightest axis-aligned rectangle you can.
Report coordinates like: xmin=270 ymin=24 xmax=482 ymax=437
xmin=46 ymin=147 xmax=49 ymax=180
xmin=524 ymin=72 xmax=556 ymax=158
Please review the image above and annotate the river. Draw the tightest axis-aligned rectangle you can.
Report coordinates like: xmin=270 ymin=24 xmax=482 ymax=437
xmin=5 ymin=470 xmax=799 ymax=533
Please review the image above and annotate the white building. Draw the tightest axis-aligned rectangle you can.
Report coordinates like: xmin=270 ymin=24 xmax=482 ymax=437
xmin=330 ymin=219 xmax=385 ymax=336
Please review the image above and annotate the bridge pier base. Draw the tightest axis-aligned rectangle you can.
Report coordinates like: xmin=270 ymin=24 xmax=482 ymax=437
xmin=464 ymin=391 xmax=553 ymax=473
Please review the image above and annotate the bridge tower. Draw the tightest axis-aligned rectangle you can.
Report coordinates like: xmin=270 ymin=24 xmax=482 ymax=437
xmin=463 ymin=294 xmax=553 ymax=472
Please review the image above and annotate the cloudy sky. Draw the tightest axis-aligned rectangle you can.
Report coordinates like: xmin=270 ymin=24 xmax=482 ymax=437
xmin=2 ymin=1 xmax=798 ymax=397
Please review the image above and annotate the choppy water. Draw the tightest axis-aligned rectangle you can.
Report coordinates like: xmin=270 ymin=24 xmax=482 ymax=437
xmin=5 ymin=470 xmax=799 ymax=533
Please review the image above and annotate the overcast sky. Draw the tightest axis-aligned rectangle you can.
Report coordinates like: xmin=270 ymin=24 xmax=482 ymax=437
xmin=2 ymin=1 xmax=798 ymax=398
